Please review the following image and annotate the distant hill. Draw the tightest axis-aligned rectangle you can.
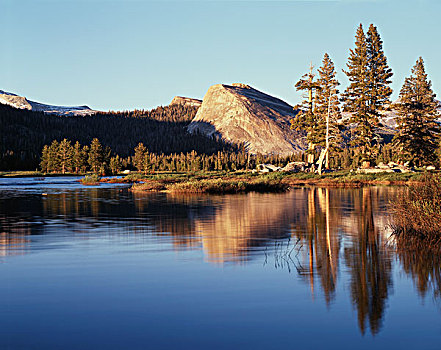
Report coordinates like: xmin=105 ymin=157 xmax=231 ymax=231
xmin=188 ymin=83 xmax=305 ymax=155
xmin=0 ymin=90 xmax=96 ymax=116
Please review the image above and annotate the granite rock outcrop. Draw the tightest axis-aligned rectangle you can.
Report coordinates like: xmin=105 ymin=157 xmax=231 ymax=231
xmin=187 ymin=84 xmax=305 ymax=155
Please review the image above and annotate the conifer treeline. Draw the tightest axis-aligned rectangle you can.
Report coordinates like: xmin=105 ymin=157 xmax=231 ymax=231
xmin=0 ymin=103 xmax=232 ymax=170
xmin=40 ymin=139 xmax=304 ymax=174
xmin=293 ymin=23 xmax=440 ymax=167
xmin=41 ymin=136 xmax=401 ymax=174
xmin=40 ymin=138 xmax=122 ymax=175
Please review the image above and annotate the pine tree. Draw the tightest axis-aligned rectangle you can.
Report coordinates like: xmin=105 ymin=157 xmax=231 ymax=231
xmin=142 ymin=150 xmax=151 ymax=174
xmin=101 ymin=146 xmax=112 ymax=175
xmin=291 ymin=63 xmax=322 ymax=162
xmin=58 ymin=138 xmax=74 ymax=174
xmin=47 ymin=140 xmax=60 ymax=172
xmin=393 ymin=57 xmax=440 ymax=166
xmin=72 ymin=141 xmax=82 ymax=174
xmin=81 ymin=145 xmax=89 ymax=173
xmin=72 ymin=141 xmax=88 ymax=174
xmin=134 ymin=143 xmax=146 ymax=172
xmin=342 ymin=24 xmax=375 ymax=161
xmin=342 ymin=24 xmax=393 ymax=164
xmin=366 ymin=24 xmax=393 ymax=116
xmin=40 ymin=145 xmax=50 ymax=173
xmin=314 ymin=53 xmax=342 ymax=167
xmin=109 ymin=155 xmax=122 ymax=175
xmin=88 ymin=138 xmax=104 ymax=174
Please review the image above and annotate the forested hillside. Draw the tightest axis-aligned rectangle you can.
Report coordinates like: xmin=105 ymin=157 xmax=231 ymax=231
xmin=0 ymin=103 xmax=232 ymax=170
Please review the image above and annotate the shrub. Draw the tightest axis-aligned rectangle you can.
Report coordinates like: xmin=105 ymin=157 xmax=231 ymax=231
xmin=80 ymin=174 xmax=101 ymax=185
xmin=392 ymin=174 xmax=441 ymax=246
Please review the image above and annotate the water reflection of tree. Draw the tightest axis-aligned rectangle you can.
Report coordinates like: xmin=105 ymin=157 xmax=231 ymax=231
xmin=343 ymin=188 xmax=392 ymax=335
xmin=397 ymin=243 xmax=441 ymax=301
xmin=290 ymin=188 xmax=341 ymax=305
xmin=290 ymin=187 xmax=394 ymax=335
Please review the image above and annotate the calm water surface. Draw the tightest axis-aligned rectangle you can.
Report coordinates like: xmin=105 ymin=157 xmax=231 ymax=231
xmin=0 ymin=177 xmax=440 ymax=349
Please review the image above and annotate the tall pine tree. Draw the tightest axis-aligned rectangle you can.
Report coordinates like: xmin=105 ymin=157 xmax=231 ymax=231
xmin=342 ymin=24 xmax=392 ymax=163
xmin=40 ymin=145 xmax=50 ymax=173
xmin=291 ymin=63 xmax=321 ymax=162
xmin=342 ymin=24 xmax=372 ymax=160
xmin=88 ymin=138 xmax=104 ymax=174
xmin=393 ymin=57 xmax=440 ymax=166
xmin=366 ymin=24 xmax=393 ymax=116
xmin=134 ymin=143 xmax=147 ymax=172
xmin=314 ymin=53 xmax=342 ymax=167
xmin=58 ymin=138 xmax=74 ymax=174
xmin=47 ymin=140 xmax=60 ymax=173
xmin=72 ymin=141 xmax=88 ymax=174
xmin=342 ymin=24 xmax=393 ymax=164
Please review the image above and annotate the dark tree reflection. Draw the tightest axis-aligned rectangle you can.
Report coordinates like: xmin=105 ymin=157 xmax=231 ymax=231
xmin=397 ymin=241 xmax=441 ymax=301
xmin=344 ymin=188 xmax=392 ymax=335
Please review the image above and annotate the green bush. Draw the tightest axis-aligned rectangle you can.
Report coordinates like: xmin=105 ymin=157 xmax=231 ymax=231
xmin=80 ymin=174 xmax=101 ymax=185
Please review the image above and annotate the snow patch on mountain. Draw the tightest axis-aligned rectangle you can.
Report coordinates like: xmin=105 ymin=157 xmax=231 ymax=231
xmin=0 ymin=90 xmax=97 ymax=116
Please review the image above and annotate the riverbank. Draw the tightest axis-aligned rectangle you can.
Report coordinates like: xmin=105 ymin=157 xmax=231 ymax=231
xmin=127 ymin=170 xmax=426 ymax=193
xmin=1 ymin=170 xmax=427 ymax=190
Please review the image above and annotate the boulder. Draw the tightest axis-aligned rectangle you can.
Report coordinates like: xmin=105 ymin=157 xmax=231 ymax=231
xmin=282 ymin=161 xmax=308 ymax=173
xmin=256 ymin=163 xmax=281 ymax=173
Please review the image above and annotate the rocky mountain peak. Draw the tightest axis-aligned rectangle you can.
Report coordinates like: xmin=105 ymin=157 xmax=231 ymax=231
xmin=187 ymin=83 xmax=305 ymax=155
xmin=170 ymin=96 xmax=202 ymax=108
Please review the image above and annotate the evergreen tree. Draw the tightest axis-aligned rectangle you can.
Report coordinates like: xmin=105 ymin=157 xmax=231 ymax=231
xmin=134 ymin=143 xmax=147 ymax=172
xmin=47 ymin=140 xmax=60 ymax=172
xmin=40 ymin=145 xmax=50 ymax=173
xmin=72 ymin=141 xmax=88 ymax=174
xmin=109 ymin=155 xmax=122 ymax=175
xmin=314 ymin=53 xmax=343 ymax=167
xmin=81 ymin=145 xmax=89 ymax=172
xmin=88 ymin=138 xmax=104 ymax=174
xmin=101 ymin=146 xmax=112 ymax=175
xmin=58 ymin=138 xmax=74 ymax=174
xmin=142 ymin=151 xmax=152 ymax=174
xmin=366 ymin=24 xmax=393 ymax=115
xmin=393 ymin=57 xmax=440 ymax=166
xmin=291 ymin=63 xmax=321 ymax=161
xmin=342 ymin=24 xmax=393 ymax=164
xmin=342 ymin=24 xmax=375 ymax=161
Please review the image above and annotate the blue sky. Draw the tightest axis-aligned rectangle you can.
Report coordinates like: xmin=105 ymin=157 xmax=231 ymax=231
xmin=1 ymin=0 xmax=440 ymax=111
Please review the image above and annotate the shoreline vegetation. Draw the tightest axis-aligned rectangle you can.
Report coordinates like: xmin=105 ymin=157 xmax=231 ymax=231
xmin=127 ymin=171 xmax=425 ymax=193
xmin=0 ymin=169 xmax=427 ymax=188
xmin=392 ymin=174 xmax=441 ymax=251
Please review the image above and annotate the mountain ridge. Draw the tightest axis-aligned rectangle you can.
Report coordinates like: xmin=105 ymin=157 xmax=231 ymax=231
xmin=0 ymin=90 xmax=96 ymax=116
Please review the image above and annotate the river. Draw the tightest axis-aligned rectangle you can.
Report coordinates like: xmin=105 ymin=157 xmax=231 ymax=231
xmin=0 ymin=177 xmax=440 ymax=349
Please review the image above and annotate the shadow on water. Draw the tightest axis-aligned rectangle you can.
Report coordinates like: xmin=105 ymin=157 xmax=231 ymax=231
xmin=1 ymin=183 xmax=440 ymax=336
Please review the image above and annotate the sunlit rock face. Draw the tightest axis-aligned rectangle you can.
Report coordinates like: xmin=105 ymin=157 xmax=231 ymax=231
xmin=187 ymin=83 xmax=306 ymax=155
xmin=170 ymin=96 xmax=202 ymax=108
xmin=0 ymin=90 xmax=96 ymax=116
